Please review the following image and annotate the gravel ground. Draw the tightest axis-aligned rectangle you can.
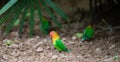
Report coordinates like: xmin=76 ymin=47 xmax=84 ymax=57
xmin=0 ymin=23 xmax=120 ymax=62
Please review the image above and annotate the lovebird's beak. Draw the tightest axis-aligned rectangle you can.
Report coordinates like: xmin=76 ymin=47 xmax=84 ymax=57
xmin=49 ymin=32 xmax=52 ymax=37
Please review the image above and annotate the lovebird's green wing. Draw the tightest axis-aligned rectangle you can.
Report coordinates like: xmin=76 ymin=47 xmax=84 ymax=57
xmin=54 ymin=39 xmax=69 ymax=52
xmin=82 ymin=26 xmax=94 ymax=41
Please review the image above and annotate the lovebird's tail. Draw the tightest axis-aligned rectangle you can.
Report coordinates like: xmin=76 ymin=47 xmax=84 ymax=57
xmin=65 ymin=49 xmax=71 ymax=53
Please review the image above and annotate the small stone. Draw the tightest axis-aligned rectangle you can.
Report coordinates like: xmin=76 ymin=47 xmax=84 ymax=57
xmin=36 ymin=36 xmax=40 ymax=39
xmin=14 ymin=40 xmax=20 ymax=44
xmin=34 ymin=42 xmax=43 ymax=49
xmin=107 ymin=41 xmax=110 ymax=44
xmin=36 ymin=47 xmax=43 ymax=53
xmin=51 ymin=55 xmax=58 ymax=59
xmin=27 ymin=38 xmax=34 ymax=42
xmin=68 ymin=41 xmax=74 ymax=45
xmin=46 ymin=46 xmax=50 ymax=50
xmin=95 ymin=48 xmax=102 ymax=53
xmin=77 ymin=55 xmax=83 ymax=58
xmin=109 ymin=44 xmax=115 ymax=50
xmin=71 ymin=36 xmax=77 ymax=40
xmin=103 ymin=57 xmax=113 ymax=62
xmin=62 ymin=37 xmax=66 ymax=41
xmin=79 ymin=41 xmax=83 ymax=44
xmin=18 ymin=60 xmax=23 ymax=62
xmin=48 ymin=52 xmax=53 ymax=56
xmin=1 ymin=59 xmax=5 ymax=62
xmin=3 ymin=54 xmax=9 ymax=60
xmin=18 ymin=43 xmax=23 ymax=47
xmin=3 ymin=39 xmax=9 ymax=43
xmin=9 ymin=44 xmax=19 ymax=48
xmin=41 ymin=55 xmax=45 ymax=59
xmin=11 ymin=51 xmax=20 ymax=57
xmin=11 ymin=32 xmax=19 ymax=37
xmin=89 ymin=42 xmax=93 ymax=45
xmin=43 ymin=39 xmax=47 ymax=43
xmin=60 ymin=54 xmax=66 ymax=58
xmin=96 ymin=58 xmax=101 ymax=61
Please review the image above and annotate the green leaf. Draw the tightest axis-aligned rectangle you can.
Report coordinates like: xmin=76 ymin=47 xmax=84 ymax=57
xmin=5 ymin=0 xmax=25 ymax=33
xmin=75 ymin=32 xmax=83 ymax=38
xmin=29 ymin=0 xmax=35 ymax=37
xmin=13 ymin=19 xmax=20 ymax=26
xmin=0 ymin=2 xmax=19 ymax=25
xmin=0 ymin=0 xmax=18 ymax=15
xmin=5 ymin=40 xmax=13 ymax=46
xmin=113 ymin=55 xmax=119 ymax=60
xmin=40 ymin=0 xmax=62 ymax=28
xmin=45 ymin=0 xmax=68 ymax=20
xmin=0 ymin=0 xmax=68 ymax=37
xmin=19 ymin=0 xmax=28 ymax=37
xmin=35 ymin=0 xmax=49 ymax=34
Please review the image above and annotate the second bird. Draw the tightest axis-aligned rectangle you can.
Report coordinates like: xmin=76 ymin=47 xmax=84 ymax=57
xmin=81 ymin=25 xmax=94 ymax=42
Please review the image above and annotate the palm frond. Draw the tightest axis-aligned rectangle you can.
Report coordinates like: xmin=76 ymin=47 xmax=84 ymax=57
xmin=18 ymin=0 xmax=28 ymax=37
xmin=0 ymin=2 xmax=19 ymax=25
xmin=40 ymin=0 xmax=62 ymax=28
xmin=45 ymin=0 xmax=68 ymax=20
xmin=29 ymin=0 xmax=35 ymax=37
xmin=0 ymin=0 xmax=68 ymax=37
xmin=0 ymin=0 xmax=17 ymax=15
xmin=5 ymin=1 xmax=25 ymax=33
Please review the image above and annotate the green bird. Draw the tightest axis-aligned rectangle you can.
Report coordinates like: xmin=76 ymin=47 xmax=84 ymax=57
xmin=49 ymin=31 xmax=70 ymax=53
xmin=40 ymin=17 xmax=50 ymax=34
xmin=81 ymin=25 xmax=94 ymax=42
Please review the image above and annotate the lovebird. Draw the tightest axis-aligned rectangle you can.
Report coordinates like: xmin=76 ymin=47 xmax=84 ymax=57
xmin=40 ymin=17 xmax=50 ymax=34
xmin=81 ymin=25 xmax=94 ymax=42
xmin=49 ymin=31 xmax=70 ymax=53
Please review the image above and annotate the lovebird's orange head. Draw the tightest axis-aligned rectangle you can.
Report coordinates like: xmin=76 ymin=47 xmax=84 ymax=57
xmin=87 ymin=24 xmax=92 ymax=28
xmin=49 ymin=31 xmax=59 ymax=39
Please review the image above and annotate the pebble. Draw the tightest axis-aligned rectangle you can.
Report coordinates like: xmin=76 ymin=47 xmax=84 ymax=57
xmin=9 ymin=44 xmax=19 ymax=48
xmin=11 ymin=32 xmax=19 ymax=37
xmin=1 ymin=59 xmax=6 ymax=62
xmin=34 ymin=42 xmax=43 ymax=49
xmin=95 ymin=48 xmax=102 ymax=54
xmin=60 ymin=54 xmax=66 ymax=58
xmin=103 ymin=57 xmax=113 ymax=62
xmin=3 ymin=54 xmax=9 ymax=60
xmin=48 ymin=52 xmax=53 ymax=56
xmin=77 ymin=55 xmax=83 ymax=59
xmin=35 ymin=36 xmax=40 ymax=39
xmin=109 ymin=44 xmax=115 ymax=50
xmin=51 ymin=55 xmax=58 ymax=59
xmin=62 ymin=37 xmax=66 ymax=41
xmin=36 ymin=47 xmax=44 ymax=53
xmin=11 ymin=51 xmax=20 ymax=57
xmin=3 ymin=39 xmax=9 ymax=43
xmin=46 ymin=46 xmax=50 ymax=50
xmin=43 ymin=39 xmax=47 ymax=43
xmin=27 ymin=38 xmax=35 ymax=43
xmin=18 ymin=60 xmax=24 ymax=62
xmin=13 ymin=40 xmax=20 ymax=44
xmin=68 ymin=41 xmax=74 ymax=45
xmin=71 ymin=36 xmax=77 ymax=40
xmin=107 ymin=41 xmax=110 ymax=44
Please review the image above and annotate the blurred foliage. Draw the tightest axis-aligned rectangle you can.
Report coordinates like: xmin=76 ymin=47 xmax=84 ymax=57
xmin=0 ymin=0 xmax=68 ymax=37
